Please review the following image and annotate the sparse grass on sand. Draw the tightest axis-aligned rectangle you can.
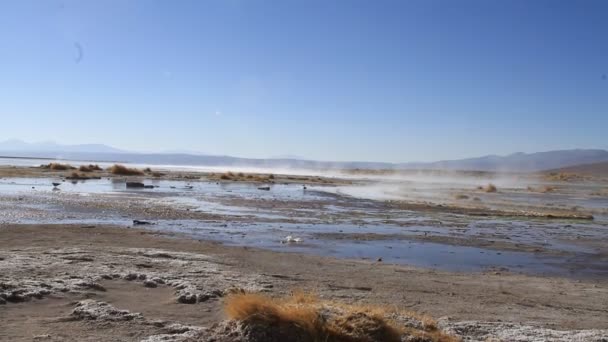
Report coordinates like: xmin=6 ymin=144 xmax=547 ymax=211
xmin=40 ymin=163 xmax=75 ymax=171
xmin=224 ymin=292 xmax=459 ymax=342
xmin=78 ymin=164 xmax=102 ymax=172
xmin=108 ymin=164 xmax=144 ymax=176
xmin=216 ymin=171 xmax=274 ymax=183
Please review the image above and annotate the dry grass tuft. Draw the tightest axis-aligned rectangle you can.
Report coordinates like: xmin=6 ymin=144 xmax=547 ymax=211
xmin=108 ymin=164 xmax=144 ymax=176
xmin=224 ymin=292 xmax=458 ymax=342
xmin=41 ymin=163 xmax=75 ymax=171
xmin=78 ymin=164 xmax=102 ymax=172
xmin=483 ymin=183 xmax=497 ymax=193
xmin=454 ymin=194 xmax=469 ymax=200
xmin=540 ymin=185 xmax=555 ymax=193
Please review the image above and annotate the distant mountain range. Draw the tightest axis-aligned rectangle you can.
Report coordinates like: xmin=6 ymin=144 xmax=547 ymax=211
xmin=1 ymin=139 xmax=607 ymax=172
xmin=398 ymin=149 xmax=608 ymax=172
xmin=0 ymin=139 xmax=126 ymax=154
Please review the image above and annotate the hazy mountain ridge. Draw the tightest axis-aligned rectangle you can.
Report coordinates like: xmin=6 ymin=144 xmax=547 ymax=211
xmin=0 ymin=139 xmax=125 ymax=154
xmin=399 ymin=149 xmax=608 ymax=172
xmin=1 ymin=140 xmax=607 ymax=172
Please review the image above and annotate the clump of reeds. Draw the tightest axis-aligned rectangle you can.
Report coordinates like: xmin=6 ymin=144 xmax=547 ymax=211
xmin=108 ymin=164 xmax=144 ymax=176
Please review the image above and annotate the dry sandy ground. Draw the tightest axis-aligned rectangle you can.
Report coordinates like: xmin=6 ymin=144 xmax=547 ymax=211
xmin=1 ymin=224 xmax=608 ymax=341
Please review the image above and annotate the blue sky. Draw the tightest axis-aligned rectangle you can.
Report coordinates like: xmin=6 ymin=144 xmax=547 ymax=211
xmin=1 ymin=0 xmax=607 ymax=162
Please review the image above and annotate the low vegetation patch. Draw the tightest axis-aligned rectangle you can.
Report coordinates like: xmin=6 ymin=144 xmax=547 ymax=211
xmin=40 ymin=163 xmax=75 ymax=171
xmin=78 ymin=164 xmax=102 ymax=172
xmin=108 ymin=164 xmax=144 ymax=176
xmin=540 ymin=185 xmax=555 ymax=193
xmin=546 ymin=172 xmax=588 ymax=182
xmin=223 ymin=292 xmax=458 ymax=342
xmin=483 ymin=183 xmax=497 ymax=193
xmin=215 ymin=171 xmax=274 ymax=183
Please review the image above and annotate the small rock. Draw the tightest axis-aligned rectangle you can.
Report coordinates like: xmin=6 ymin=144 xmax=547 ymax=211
xmin=75 ymin=281 xmax=106 ymax=292
xmin=124 ymin=273 xmax=138 ymax=281
xmin=6 ymin=292 xmax=25 ymax=302
xmin=197 ymin=293 xmax=211 ymax=302
xmin=133 ymin=220 xmax=152 ymax=225
xmin=177 ymin=293 xmax=197 ymax=304
xmin=143 ymin=280 xmax=158 ymax=288
xmin=33 ymin=334 xmax=51 ymax=340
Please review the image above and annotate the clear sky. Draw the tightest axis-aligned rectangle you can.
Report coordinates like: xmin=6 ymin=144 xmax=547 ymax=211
xmin=1 ymin=0 xmax=607 ymax=162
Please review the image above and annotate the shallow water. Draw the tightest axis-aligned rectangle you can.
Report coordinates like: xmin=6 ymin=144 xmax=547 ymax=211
xmin=1 ymin=175 xmax=607 ymax=278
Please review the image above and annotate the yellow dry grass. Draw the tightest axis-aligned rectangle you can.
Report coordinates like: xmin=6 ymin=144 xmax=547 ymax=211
xmin=224 ymin=292 xmax=459 ymax=342
xmin=41 ymin=163 xmax=75 ymax=171
xmin=78 ymin=164 xmax=102 ymax=172
xmin=484 ymin=183 xmax=497 ymax=193
xmin=108 ymin=164 xmax=144 ymax=176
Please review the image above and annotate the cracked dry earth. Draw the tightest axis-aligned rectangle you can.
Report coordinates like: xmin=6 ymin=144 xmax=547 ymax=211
xmin=1 ymin=225 xmax=608 ymax=342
